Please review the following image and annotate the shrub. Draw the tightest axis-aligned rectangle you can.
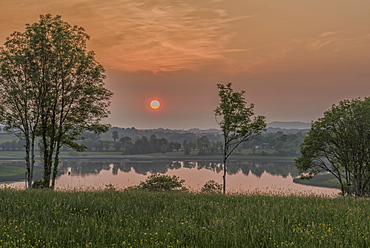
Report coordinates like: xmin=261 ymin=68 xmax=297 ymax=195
xmin=32 ymin=180 xmax=44 ymax=189
xmin=138 ymin=174 xmax=188 ymax=191
xmin=201 ymin=180 xmax=222 ymax=193
xmin=104 ymin=183 xmax=116 ymax=191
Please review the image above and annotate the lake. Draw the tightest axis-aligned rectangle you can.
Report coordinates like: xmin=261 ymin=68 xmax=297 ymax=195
xmin=0 ymin=158 xmax=340 ymax=196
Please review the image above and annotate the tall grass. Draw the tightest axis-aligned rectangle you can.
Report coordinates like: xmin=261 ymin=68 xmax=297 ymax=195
xmin=0 ymin=189 xmax=369 ymax=247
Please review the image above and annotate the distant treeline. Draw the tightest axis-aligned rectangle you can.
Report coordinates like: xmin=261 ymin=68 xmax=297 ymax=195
xmin=79 ymin=128 xmax=307 ymax=156
xmin=241 ymin=131 xmax=306 ymax=156
xmin=0 ymin=127 xmax=307 ymax=156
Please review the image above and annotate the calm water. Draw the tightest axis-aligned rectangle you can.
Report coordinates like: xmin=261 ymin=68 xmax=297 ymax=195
xmin=1 ymin=158 xmax=339 ymax=196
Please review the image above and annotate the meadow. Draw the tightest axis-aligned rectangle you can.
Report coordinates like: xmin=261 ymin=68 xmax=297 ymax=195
xmin=0 ymin=189 xmax=369 ymax=247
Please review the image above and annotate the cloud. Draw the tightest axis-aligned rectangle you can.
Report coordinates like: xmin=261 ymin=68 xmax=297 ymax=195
xmin=80 ymin=0 xmax=252 ymax=73
xmin=306 ymin=31 xmax=345 ymax=51
xmin=305 ymin=30 xmax=370 ymax=54
xmin=0 ymin=0 xmax=253 ymax=73
xmin=319 ymin=30 xmax=344 ymax=38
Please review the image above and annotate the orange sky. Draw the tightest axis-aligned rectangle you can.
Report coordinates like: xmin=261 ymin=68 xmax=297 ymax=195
xmin=1 ymin=0 xmax=370 ymax=129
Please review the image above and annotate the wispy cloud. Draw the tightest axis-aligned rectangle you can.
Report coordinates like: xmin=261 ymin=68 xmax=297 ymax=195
xmin=0 ymin=0 xmax=253 ymax=73
xmin=319 ymin=30 xmax=344 ymax=38
xmin=306 ymin=30 xmax=370 ymax=54
xmin=78 ymin=0 xmax=252 ymax=73
xmin=307 ymin=31 xmax=344 ymax=50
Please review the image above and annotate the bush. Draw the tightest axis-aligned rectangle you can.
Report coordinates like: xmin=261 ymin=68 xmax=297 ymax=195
xmin=201 ymin=180 xmax=222 ymax=193
xmin=104 ymin=183 xmax=116 ymax=191
xmin=138 ymin=174 xmax=188 ymax=191
xmin=32 ymin=180 xmax=44 ymax=189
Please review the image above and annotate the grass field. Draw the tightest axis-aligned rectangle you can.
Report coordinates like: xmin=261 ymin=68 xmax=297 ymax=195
xmin=0 ymin=189 xmax=369 ymax=247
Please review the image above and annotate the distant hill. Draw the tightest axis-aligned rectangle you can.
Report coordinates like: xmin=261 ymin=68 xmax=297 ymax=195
xmin=267 ymin=121 xmax=311 ymax=130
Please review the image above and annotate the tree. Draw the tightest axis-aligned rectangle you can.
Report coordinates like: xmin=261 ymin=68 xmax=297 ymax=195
xmin=0 ymin=18 xmax=43 ymax=188
xmin=295 ymin=98 xmax=370 ymax=197
xmin=0 ymin=14 xmax=113 ymax=189
xmin=113 ymin=141 xmax=122 ymax=151
xmin=215 ymin=83 xmax=266 ymax=193
xmin=112 ymin=131 xmax=119 ymax=142
xmin=197 ymin=136 xmax=210 ymax=155
xmin=169 ymin=141 xmax=181 ymax=152
xmin=173 ymin=142 xmax=182 ymax=152
xmin=149 ymin=134 xmax=160 ymax=153
xmin=133 ymin=136 xmax=151 ymax=154
xmin=119 ymin=136 xmax=131 ymax=145
xmin=183 ymin=140 xmax=191 ymax=155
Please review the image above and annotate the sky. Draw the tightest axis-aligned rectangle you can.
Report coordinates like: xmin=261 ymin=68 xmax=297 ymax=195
xmin=1 ymin=0 xmax=370 ymax=129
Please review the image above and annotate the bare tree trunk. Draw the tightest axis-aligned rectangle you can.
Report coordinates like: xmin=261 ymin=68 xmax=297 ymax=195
xmin=30 ymin=135 xmax=36 ymax=188
xmin=51 ymin=141 xmax=62 ymax=189
xmin=25 ymin=135 xmax=32 ymax=189
xmin=223 ymin=157 xmax=227 ymax=194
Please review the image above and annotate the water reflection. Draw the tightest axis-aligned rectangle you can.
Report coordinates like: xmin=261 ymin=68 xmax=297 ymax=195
xmin=0 ymin=159 xmax=339 ymax=196
xmin=57 ymin=159 xmax=300 ymax=178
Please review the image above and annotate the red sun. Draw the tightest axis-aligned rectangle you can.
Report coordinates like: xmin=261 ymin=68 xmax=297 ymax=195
xmin=150 ymin=99 xmax=161 ymax=110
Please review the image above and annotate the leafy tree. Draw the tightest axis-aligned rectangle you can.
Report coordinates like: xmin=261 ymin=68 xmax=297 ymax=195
xmin=215 ymin=83 xmax=266 ymax=193
xmin=112 ymin=141 xmax=122 ymax=151
xmin=149 ymin=134 xmax=160 ymax=153
xmin=95 ymin=140 xmax=104 ymax=152
xmin=172 ymin=142 xmax=182 ymax=152
xmin=122 ymin=140 xmax=134 ymax=154
xmin=119 ymin=136 xmax=132 ymax=146
xmin=82 ymin=131 xmax=101 ymax=141
xmin=158 ymin=138 xmax=169 ymax=154
xmin=133 ymin=136 xmax=151 ymax=154
xmin=0 ymin=32 xmax=42 ymax=187
xmin=0 ymin=14 xmax=112 ymax=188
xmin=112 ymin=131 xmax=119 ymax=142
xmin=102 ymin=140 xmax=111 ymax=152
xmin=296 ymin=98 xmax=370 ymax=197
xmin=183 ymin=140 xmax=191 ymax=155
xmin=120 ymin=136 xmax=134 ymax=154
xmin=197 ymin=136 xmax=210 ymax=155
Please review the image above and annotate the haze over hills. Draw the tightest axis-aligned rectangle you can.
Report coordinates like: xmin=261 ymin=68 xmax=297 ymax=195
xmin=99 ymin=121 xmax=310 ymax=141
xmin=0 ymin=122 xmax=311 ymax=143
xmin=267 ymin=121 xmax=311 ymax=130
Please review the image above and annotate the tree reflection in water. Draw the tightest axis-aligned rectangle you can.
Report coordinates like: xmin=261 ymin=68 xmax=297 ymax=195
xmin=1 ymin=159 xmax=340 ymax=196
xmin=57 ymin=159 xmax=298 ymax=178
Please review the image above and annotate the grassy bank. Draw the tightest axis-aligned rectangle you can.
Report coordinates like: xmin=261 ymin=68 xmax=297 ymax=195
xmin=293 ymin=173 xmax=341 ymax=189
xmin=0 ymin=189 xmax=369 ymax=247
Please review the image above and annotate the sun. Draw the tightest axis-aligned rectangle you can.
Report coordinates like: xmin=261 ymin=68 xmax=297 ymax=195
xmin=150 ymin=99 xmax=161 ymax=110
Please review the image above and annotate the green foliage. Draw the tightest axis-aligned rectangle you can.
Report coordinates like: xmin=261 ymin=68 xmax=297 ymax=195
xmin=183 ymin=140 xmax=192 ymax=155
xmin=1 ymin=189 xmax=370 ymax=247
xmin=296 ymin=98 xmax=370 ymax=197
xmin=0 ymin=14 xmax=113 ymax=189
xmin=138 ymin=174 xmax=188 ymax=191
xmin=215 ymin=83 xmax=266 ymax=141
xmin=215 ymin=83 xmax=266 ymax=193
xmin=112 ymin=131 xmax=119 ymax=142
xmin=201 ymin=180 xmax=222 ymax=193
xmin=31 ymin=180 xmax=44 ymax=189
xmin=243 ymin=132 xmax=306 ymax=156
xmin=104 ymin=183 xmax=116 ymax=191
